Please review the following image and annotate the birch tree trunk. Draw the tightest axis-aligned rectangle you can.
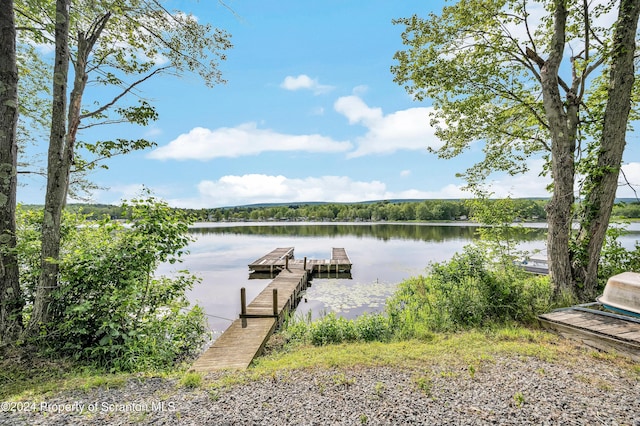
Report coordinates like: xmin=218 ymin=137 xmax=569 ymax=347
xmin=29 ymin=7 xmax=111 ymax=330
xmin=28 ymin=0 xmax=71 ymax=330
xmin=0 ymin=0 xmax=23 ymax=343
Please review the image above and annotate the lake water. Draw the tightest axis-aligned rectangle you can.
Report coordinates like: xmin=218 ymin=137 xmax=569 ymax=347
xmin=156 ymin=222 xmax=640 ymax=337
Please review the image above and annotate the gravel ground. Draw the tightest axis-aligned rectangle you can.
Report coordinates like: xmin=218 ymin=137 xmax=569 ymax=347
xmin=2 ymin=354 xmax=639 ymax=425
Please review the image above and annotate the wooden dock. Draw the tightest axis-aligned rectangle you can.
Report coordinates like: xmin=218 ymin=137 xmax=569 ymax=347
xmin=291 ymin=247 xmax=352 ymax=274
xmin=247 ymin=247 xmax=295 ymax=273
xmin=538 ymin=305 xmax=640 ymax=362
xmin=248 ymin=247 xmax=352 ymax=275
xmin=191 ymin=247 xmax=351 ymax=372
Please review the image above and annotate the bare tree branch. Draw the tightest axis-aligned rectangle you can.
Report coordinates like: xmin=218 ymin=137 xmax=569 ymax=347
xmin=619 ymin=167 xmax=640 ymax=201
xmin=80 ymin=66 xmax=169 ymax=120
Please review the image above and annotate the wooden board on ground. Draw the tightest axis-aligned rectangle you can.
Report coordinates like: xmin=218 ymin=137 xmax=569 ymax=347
xmin=538 ymin=308 xmax=640 ymax=362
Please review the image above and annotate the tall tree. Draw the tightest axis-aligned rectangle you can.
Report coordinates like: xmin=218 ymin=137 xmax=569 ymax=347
xmin=573 ymin=0 xmax=640 ymax=297
xmin=23 ymin=0 xmax=231 ymax=329
xmin=392 ymin=0 xmax=639 ymax=300
xmin=29 ymin=0 xmax=71 ymax=331
xmin=0 ymin=0 xmax=23 ymax=343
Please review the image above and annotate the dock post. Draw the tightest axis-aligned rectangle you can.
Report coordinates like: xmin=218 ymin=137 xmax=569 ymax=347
xmin=304 ymin=256 xmax=307 ymax=270
xmin=273 ymin=289 xmax=278 ymax=317
xmin=241 ymin=287 xmax=247 ymax=328
xmin=285 ymin=256 xmax=289 ymax=270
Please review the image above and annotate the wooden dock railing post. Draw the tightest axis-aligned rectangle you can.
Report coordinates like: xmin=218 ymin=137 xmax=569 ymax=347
xmin=304 ymin=256 xmax=307 ymax=270
xmin=272 ymin=289 xmax=278 ymax=317
xmin=241 ymin=287 xmax=247 ymax=328
xmin=285 ymin=256 xmax=289 ymax=270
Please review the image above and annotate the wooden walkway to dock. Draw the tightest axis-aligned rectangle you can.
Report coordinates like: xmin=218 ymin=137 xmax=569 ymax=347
xmin=538 ymin=305 xmax=640 ymax=362
xmin=191 ymin=247 xmax=351 ymax=372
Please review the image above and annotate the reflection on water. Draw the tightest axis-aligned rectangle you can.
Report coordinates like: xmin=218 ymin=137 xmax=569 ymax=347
xmin=155 ymin=222 xmax=638 ymax=336
xmin=189 ymin=222 xmax=546 ymax=243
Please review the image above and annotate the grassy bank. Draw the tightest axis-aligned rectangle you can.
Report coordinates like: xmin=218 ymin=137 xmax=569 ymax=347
xmin=2 ymin=325 xmax=638 ymax=401
xmin=4 ymin=244 xmax=638 ymax=402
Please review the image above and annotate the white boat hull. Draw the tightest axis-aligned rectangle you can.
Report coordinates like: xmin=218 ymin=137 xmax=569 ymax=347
xmin=597 ymin=272 xmax=640 ymax=318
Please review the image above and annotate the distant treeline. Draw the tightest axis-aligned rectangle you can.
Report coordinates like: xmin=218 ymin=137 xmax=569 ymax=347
xmin=206 ymin=199 xmax=540 ymax=222
xmin=25 ymin=199 xmax=639 ymax=222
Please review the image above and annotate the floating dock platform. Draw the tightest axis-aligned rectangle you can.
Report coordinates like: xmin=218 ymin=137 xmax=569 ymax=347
xmin=248 ymin=247 xmax=351 ymax=275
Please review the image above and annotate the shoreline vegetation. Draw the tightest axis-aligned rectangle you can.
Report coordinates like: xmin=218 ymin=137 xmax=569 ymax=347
xmin=3 ymin=200 xmax=639 ymax=424
xmin=20 ymin=198 xmax=640 ymax=223
xmin=3 ymin=244 xmax=638 ymax=400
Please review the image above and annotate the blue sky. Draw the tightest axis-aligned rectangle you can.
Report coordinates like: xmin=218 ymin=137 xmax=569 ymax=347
xmin=18 ymin=0 xmax=640 ymax=208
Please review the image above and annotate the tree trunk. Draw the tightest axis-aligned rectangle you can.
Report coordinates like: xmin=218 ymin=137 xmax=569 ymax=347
xmin=29 ymin=8 xmax=111 ymax=331
xmin=540 ymin=0 xmax=578 ymax=297
xmin=573 ymin=0 xmax=640 ymax=300
xmin=28 ymin=0 xmax=71 ymax=331
xmin=0 ymin=0 xmax=23 ymax=343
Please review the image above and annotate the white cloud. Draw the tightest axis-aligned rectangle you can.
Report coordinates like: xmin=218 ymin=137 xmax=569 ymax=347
xmin=91 ymin=160 xmax=638 ymax=209
xmin=334 ymin=95 xmax=383 ymax=127
xmin=400 ymin=170 xmax=411 ymax=177
xmin=160 ymin=174 xmax=480 ymax=208
xmin=149 ymin=96 xmax=443 ymax=162
xmin=148 ymin=123 xmax=352 ymax=160
xmin=280 ymin=74 xmax=334 ymax=95
xmin=462 ymin=158 xmax=551 ymax=199
xmin=477 ymin=159 xmax=640 ymax=200
xmin=398 ymin=184 xmax=472 ymax=200
xmin=334 ymin=95 xmax=442 ymax=157
xmin=192 ymin=174 xmax=389 ymax=207
xmin=352 ymin=85 xmax=369 ymax=96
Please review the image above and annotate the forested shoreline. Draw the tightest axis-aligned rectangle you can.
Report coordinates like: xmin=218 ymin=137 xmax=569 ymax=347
xmin=42 ymin=198 xmax=640 ymax=222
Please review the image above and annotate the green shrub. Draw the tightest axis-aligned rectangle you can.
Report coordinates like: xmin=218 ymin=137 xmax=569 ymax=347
xmin=354 ymin=313 xmax=391 ymax=342
xmin=180 ymin=372 xmax=203 ymax=389
xmin=310 ymin=313 xmax=356 ymax=345
xmin=17 ymin=197 xmax=208 ymax=372
xmin=386 ymin=246 xmax=553 ymax=336
xmin=281 ymin=311 xmax=391 ymax=346
xmin=597 ymin=226 xmax=640 ymax=290
xmin=281 ymin=247 xmax=552 ymax=346
xmin=280 ymin=312 xmax=312 ymax=344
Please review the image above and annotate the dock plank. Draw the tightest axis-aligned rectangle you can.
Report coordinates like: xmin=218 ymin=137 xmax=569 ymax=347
xmin=189 ymin=318 xmax=276 ymax=371
xmin=248 ymin=247 xmax=294 ymax=272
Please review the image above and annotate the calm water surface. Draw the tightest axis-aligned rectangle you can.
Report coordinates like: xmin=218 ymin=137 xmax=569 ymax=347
xmin=156 ymin=222 xmax=640 ymax=336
